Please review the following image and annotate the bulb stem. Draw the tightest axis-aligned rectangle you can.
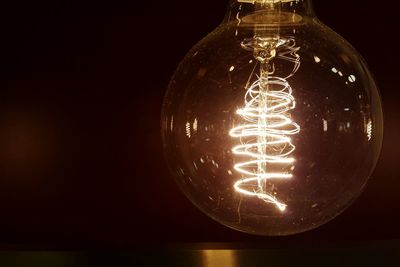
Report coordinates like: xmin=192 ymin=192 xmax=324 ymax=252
xmin=257 ymin=61 xmax=270 ymax=193
xmin=252 ymin=0 xmax=280 ymax=198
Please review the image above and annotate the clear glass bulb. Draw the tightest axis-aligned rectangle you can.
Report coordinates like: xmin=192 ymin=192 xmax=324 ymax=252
xmin=161 ymin=0 xmax=383 ymax=236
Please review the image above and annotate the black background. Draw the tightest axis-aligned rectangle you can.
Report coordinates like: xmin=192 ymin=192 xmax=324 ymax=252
xmin=0 ymin=0 xmax=398 ymax=249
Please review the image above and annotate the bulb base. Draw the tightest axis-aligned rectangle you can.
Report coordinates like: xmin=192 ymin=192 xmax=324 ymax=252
xmin=240 ymin=10 xmax=303 ymax=26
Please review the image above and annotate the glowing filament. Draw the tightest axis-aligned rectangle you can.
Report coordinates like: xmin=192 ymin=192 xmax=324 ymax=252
xmin=230 ymin=39 xmax=300 ymax=212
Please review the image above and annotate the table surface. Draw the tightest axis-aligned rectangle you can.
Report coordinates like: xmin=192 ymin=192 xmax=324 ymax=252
xmin=0 ymin=241 xmax=399 ymax=267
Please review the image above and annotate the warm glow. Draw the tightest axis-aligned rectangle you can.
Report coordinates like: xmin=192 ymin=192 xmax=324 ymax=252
xmin=202 ymin=250 xmax=237 ymax=267
xmin=230 ymin=39 xmax=300 ymax=212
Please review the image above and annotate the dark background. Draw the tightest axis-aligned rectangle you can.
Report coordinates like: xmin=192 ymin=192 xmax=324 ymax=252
xmin=0 ymin=0 xmax=398 ymax=249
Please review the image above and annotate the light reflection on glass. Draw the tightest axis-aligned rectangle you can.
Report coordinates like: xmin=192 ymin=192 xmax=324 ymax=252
xmin=367 ymin=120 xmax=373 ymax=141
xmin=186 ymin=121 xmax=192 ymax=138
xmin=323 ymin=119 xmax=328 ymax=132
xmin=348 ymin=75 xmax=356 ymax=83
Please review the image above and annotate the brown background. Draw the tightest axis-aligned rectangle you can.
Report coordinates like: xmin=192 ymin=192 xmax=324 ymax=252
xmin=0 ymin=0 xmax=397 ymax=249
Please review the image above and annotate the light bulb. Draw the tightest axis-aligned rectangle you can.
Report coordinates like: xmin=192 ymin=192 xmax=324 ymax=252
xmin=161 ymin=0 xmax=383 ymax=236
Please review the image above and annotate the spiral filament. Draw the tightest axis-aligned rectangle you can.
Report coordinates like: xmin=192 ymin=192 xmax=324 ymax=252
xmin=230 ymin=38 xmax=300 ymax=212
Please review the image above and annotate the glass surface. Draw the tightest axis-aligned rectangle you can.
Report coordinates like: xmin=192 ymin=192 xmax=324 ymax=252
xmin=161 ymin=0 xmax=383 ymax=236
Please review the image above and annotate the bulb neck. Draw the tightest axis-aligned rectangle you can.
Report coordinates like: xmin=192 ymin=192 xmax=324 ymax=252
xmin=223 ymin=0 xmax=315 ymax=26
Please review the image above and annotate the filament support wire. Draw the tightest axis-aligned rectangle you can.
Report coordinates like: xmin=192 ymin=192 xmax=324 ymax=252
xmin=230 ymin=38 xmax=300 ymax=211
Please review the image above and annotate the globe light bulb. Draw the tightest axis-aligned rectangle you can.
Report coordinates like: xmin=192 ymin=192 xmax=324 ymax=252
xmin=161 ymin=0 xmax=383 ymax=236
